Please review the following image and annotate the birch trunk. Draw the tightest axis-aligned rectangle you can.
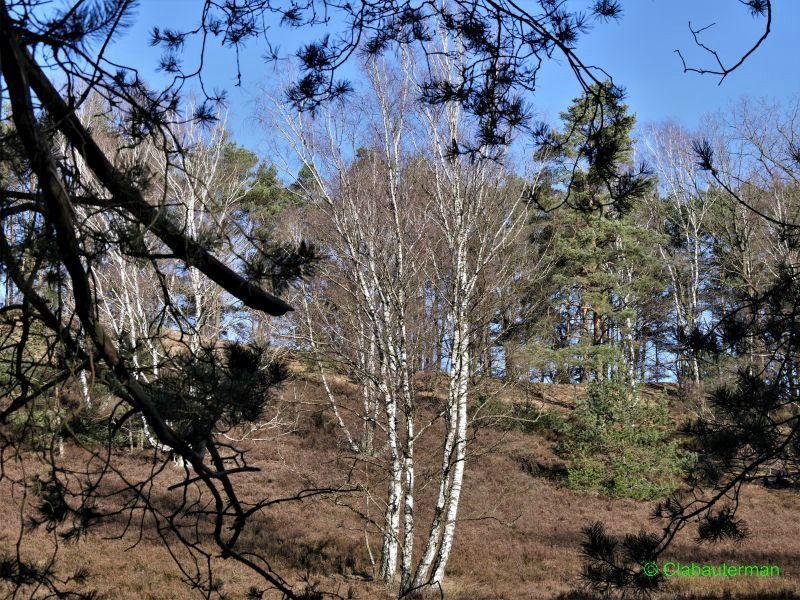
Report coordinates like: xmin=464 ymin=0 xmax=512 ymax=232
xmin=430 ymin=315 xmax=469 ymax=586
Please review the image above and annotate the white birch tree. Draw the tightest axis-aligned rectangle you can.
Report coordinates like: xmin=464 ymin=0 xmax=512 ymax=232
xmin=273 ymin=42 xmax=535 ymax=594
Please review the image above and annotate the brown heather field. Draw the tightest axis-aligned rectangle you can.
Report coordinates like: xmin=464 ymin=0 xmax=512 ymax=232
xmin=2 ymin=372 xmax=800 ymax=600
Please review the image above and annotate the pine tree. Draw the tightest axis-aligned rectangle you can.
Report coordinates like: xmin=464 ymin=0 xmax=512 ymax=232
xmin=521 ymin=84 xmax=660 ymax=384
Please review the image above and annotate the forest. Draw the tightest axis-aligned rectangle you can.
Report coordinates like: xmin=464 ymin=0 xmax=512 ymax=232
xmin=1 ymin=1 xmax=798 ymax=599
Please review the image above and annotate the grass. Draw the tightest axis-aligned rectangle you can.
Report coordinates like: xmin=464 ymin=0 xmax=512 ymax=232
xmin=1 ymin=373 xmax=799 ymax=599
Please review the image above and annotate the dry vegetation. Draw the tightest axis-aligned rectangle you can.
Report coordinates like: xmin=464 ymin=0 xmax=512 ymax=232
xmin=2 ymin=369 xmax=798 ymax=600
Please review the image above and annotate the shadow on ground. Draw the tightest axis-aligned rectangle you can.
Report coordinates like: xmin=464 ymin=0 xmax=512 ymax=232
xmin=555 ymin=591 xmax=800 ymax=600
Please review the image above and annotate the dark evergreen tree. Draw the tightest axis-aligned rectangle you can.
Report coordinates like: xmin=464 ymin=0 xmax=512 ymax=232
xmin=520 ymin=84 xmax=661 ymax=384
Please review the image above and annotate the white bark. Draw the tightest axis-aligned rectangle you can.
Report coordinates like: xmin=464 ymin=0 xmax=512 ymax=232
xmin=273 ymin=43 xmax=532 ymax=592
xmin=645 ymin=123 xmax=716 ymax=385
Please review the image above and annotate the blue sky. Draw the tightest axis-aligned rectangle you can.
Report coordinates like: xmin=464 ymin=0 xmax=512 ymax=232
xmin=107 ymin=0 xmax=800 ymax=153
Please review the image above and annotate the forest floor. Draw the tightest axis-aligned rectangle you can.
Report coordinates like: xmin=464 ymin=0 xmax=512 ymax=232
xmin=1 ymin=369 xmax=799 ymax=600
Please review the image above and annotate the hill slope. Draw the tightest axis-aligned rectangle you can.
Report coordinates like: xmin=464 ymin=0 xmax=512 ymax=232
xmin=1 ymin=372 xmax=798 ymax=600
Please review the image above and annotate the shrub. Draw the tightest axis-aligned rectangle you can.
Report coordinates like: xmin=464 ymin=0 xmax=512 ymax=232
xmin=7 ymin=406 xmax=60 ymax=451
xmin=149 ymin=343 xmax=287 ymax=446
xmin=558 ymin=380 xmax=695 ymax=500
xmin=60 ymin=405 xmax=127 ymax=447
xmin=7 ymin=401 xmax=130 ymax=450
